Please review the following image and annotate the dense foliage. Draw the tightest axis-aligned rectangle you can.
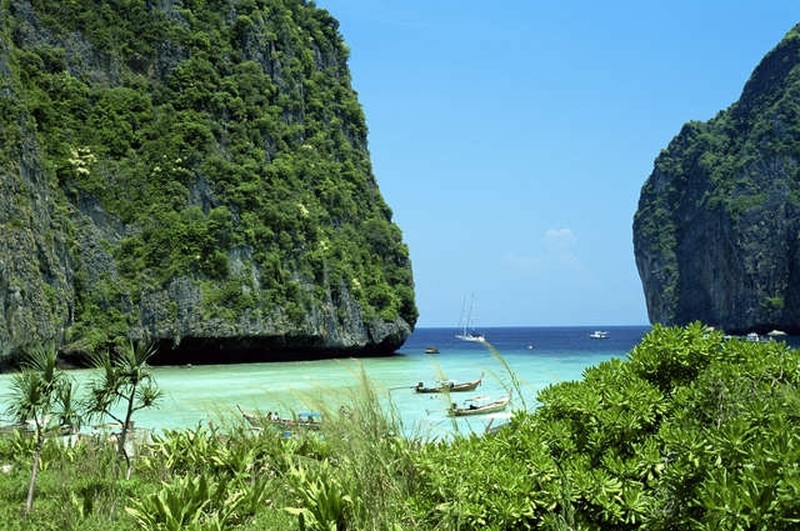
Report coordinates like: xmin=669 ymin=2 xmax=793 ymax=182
xmin=1 ymin=324 xmax=798 ymax=528
xmin=417 ymin=324 xmax=800 ymax=528
xmin=1 ymin=0 xmax=416 ymax=354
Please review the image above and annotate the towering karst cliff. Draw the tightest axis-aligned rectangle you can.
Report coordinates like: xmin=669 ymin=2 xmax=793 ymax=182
xmin=634 ymin=24 xmax=800 ymax=334
xmin=0 ymin=0 xmax=417 ymax=367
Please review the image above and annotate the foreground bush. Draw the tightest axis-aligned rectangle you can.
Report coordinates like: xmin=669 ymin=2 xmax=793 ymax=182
xmin=411 ymin=323 xmax=800 ymax=529
xmin=0 ymin=323 xmax=798 ymax=529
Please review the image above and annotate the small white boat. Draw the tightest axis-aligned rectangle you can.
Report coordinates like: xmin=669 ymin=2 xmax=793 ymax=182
xmin=456 ymin=294 xmax=486 ymax=342
xmin=589 ymin=330 xmax=609 ymax=339
xmin=746 ymin=332 xmax=762 ymax=342
xmin=456 ymin=332 xmax=486 ymax=343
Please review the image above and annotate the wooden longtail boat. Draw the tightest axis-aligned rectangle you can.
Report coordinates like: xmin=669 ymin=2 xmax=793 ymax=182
xmin=484 ymin=412 xmax=513 ymax=434
xmin=414 ymin=373 xmax=483 ymax=394
xmin=236 ymin=404 xmax=322 ymax=431
xmin=448 ymin=395 xmax=510 ymax=417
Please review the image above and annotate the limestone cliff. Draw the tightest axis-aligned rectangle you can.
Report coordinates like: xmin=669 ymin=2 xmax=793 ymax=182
xmin=634 ymin=24 xmax=800 ymax=334
xmin=0 ymin=0 xmax=417 ymax=368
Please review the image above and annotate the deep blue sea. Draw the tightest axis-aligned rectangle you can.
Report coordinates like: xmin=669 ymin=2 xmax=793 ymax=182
xmin=401 ymin=325 xmax=649 ymax=358
xmin=0 ymin=326 xmax=655 ymax=438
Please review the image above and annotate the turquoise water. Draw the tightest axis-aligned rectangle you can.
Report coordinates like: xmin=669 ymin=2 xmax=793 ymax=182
xmin=0 ymin=326 xmax=650 ymax=439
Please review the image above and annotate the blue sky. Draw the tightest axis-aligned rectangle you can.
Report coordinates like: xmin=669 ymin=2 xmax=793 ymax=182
xmin=314 ymin=0 xmax=798 ymax=327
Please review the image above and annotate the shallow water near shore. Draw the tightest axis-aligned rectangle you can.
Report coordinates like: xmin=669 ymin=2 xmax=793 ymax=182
xmin=0 ymin=326 xmax=652 ymax=439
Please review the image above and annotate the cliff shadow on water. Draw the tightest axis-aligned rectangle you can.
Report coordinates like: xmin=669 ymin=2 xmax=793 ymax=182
xmin=147 ymin=335 xmax=405 ymax=366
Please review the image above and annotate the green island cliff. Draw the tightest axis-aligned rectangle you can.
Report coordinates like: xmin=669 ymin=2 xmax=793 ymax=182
xmin=0 ymin=0 xmax=417 ymax=368
xmin=634 ymin=24 xmax=800 ymax=334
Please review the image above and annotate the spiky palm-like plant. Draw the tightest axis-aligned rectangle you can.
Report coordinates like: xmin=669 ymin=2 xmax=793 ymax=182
xmin=5 ymin=343 xmax=76 ymax=513
xmin=85 ymin=340 xmax=162 ymax=479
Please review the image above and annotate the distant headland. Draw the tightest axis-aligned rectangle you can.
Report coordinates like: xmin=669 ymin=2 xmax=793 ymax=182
xmin=634 ymin=24 xmax=800 ymax=335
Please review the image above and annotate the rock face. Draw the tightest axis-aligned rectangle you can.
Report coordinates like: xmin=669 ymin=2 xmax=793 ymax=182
xmin=0 ymin=0 xmax=417 ymax=368
xmin=634 ymin=25 xmax=800 ymax=334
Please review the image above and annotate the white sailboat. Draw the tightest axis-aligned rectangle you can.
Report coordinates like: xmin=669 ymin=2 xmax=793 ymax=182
xmin=455 ymin=295 xmax=486 ymax=343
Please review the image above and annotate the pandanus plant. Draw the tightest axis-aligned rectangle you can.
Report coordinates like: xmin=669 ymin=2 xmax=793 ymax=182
xmin=5 ymin=343 xmax=77 ymax=514
xmin=85 ymin=340 xmax=162 ymax=479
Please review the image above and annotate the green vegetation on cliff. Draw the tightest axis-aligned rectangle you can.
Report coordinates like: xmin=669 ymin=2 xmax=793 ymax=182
xmin=0 ymin=0 xmax=416 ymax=359
xmin=634 ymin=24 xmax=800 ymax=333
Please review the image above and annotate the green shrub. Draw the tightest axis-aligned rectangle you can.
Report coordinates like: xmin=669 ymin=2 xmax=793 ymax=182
xmin=2 ymin=325 xmax=797 ymax=528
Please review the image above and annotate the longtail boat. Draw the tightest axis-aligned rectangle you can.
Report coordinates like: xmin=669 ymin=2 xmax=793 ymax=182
xmin=236 ymin=404 xmax=322 ymax=431
xmin=414 ymin=373 xmax=483 ymax=394
xmin=448 ymin=395 xmax=510 ymax=417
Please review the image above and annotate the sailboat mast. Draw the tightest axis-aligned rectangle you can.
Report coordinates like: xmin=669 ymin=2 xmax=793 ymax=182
xmin=456 ymin=293 xmax=485 ymax=342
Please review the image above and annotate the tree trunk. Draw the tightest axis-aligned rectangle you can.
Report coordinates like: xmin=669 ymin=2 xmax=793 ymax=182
xmin=118 ymin=387 xmax=136 ymax=480
xmin=25 ymin=430 xmax=43 ymax=514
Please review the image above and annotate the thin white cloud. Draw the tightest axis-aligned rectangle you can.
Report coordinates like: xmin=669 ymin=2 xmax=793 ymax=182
xmin=544 ymin=227 xmax=577 ymax=250
xmin=545 ymin=227 xmax=582 ymax=269
xmin=504 ymin=227 xmax=583 ymax=273
xmin=504 ymin=252 xmax=542 ymax=271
